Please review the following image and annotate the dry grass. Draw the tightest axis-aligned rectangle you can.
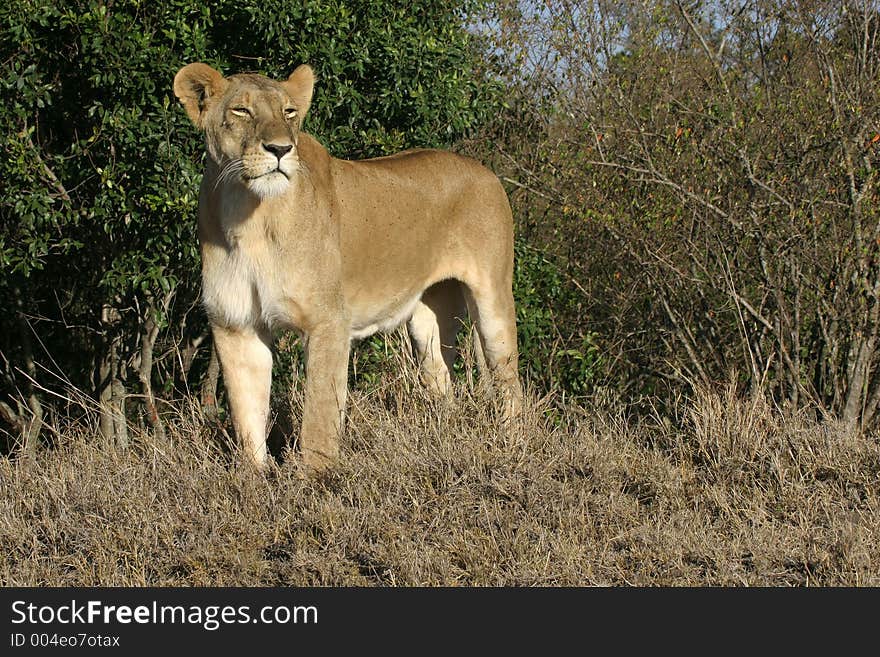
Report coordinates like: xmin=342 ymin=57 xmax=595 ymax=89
xmin=1 ymin=377 xmax=878 ymax=586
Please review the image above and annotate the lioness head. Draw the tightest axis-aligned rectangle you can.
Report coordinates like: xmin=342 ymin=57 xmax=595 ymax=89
xmin=173 ymin=63 xmax=315 ymax=199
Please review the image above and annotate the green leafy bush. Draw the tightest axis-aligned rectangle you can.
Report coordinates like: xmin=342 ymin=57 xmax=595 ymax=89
xmin=513 ymin=242 xmax=603 ymax=395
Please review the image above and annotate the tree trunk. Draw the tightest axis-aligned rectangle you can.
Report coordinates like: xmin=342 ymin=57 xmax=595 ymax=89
xmin=111 ymin=370 xmax=129 ymax=448
xmin=138 ymin=308 xmax=165 ymax=440
xmin=97 ymin=304 xmax=128 ymax=447
xmin=15 ymin=296 xmax=42 ymax=454
xmin=97 ymin=344 xmax=114 ymax=442
xmin=180 ymin=331 xmax=208 ymax=385
xmin=201 ymin=343 xmax=220 ymax=422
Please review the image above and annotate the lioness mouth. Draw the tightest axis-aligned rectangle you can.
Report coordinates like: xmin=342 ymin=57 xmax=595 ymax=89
xmin=245 ymin=169 xmax=288 ymax=181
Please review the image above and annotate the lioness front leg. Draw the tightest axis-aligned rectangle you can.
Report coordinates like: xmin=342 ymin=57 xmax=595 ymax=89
xmin=299 ymin=323 xmax=350 ymax=471
xmin=212 ymin=325 xmax=273 ymax=467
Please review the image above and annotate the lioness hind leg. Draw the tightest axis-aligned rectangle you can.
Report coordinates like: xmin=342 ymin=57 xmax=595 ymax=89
xmin=408 ymin=279 xmax=466 ymax=397
xmin=463 ymin=284 xmax=523 ymax=419
xmin=211 ymin=325 xmax=273 ymax=467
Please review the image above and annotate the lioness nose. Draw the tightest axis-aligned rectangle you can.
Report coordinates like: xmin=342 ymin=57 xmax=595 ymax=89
xmin=263 ymin=143 xmax=293 ymax=160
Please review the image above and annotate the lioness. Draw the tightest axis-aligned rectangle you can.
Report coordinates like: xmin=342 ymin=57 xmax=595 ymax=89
xmin=173 ymin=62 xmax=522 ymax=470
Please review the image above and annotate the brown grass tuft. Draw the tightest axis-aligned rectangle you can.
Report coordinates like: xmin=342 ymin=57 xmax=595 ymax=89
xmin=1 ymin=380 xmax=878 ymax=586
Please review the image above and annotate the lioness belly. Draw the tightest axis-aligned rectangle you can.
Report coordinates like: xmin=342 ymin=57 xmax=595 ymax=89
xmin=348 ymin=292 xmax=423 ymax=340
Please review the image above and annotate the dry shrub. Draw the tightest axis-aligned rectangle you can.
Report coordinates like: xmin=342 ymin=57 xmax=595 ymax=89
xmin=1 ymin=376 xmax=877 ymax=586
xmin=477 ymin=1 xmax=880 ymax=428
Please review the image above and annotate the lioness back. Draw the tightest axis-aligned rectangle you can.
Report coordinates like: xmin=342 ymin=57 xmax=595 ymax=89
xmin=320 ymin=142 xmax=515 ymax=327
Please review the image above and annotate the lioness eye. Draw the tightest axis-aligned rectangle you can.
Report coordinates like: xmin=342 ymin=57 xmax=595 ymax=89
xmin=230 ymin=107 xmax=251 ymax=118
xmin=284 ymin=108 xmax=297 ymax=119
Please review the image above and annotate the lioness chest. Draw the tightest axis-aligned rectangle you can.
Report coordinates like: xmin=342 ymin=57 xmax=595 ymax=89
xmin=201 ymin=234 xmax=297 ymax=331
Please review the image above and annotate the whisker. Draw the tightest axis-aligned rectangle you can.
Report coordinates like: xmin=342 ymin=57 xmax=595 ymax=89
xmin=222 ymin=161 xmax=243 ymax=184
xmin=213 ymin=159 xmax=244 ymax=191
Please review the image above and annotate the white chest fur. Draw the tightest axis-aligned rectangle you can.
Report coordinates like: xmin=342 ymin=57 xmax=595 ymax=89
xmin=202 ymin=237 xmax=287 ymax=330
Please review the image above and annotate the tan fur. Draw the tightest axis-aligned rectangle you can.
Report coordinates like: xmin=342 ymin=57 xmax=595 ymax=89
xmin=174 ymin=63 xmax=522 ymax=470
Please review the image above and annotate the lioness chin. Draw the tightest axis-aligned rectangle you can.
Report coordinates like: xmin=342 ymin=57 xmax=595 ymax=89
xmin=174 ymin=62 xmax=522 ymax=471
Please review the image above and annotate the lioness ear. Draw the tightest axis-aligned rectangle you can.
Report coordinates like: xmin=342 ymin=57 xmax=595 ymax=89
xmin=283 ymin=64 xmax=315 ymax=125
xmin=173 ymin=63 xmax=227 ymax=128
